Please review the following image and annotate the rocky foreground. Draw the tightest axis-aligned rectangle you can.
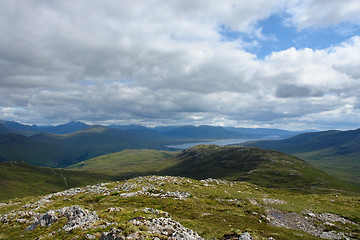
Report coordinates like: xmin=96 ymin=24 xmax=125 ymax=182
xmin=1 ymin=176 xmax=359 ymax=239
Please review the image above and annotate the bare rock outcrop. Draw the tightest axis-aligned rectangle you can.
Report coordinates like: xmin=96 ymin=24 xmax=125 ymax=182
xmin=26 ymin=205 xmax=99 ymax=232
xmin=100 ymin=217 xmax=204 ymax=240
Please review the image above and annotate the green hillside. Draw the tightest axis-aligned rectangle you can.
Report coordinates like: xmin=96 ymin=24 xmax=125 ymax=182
xmin=0 ymin=162 xmax=116 ymax=201
xmin=0 ymin=175 xmax=359 ymax=240
xmin=3 ymin=145 xmax=357 ymax=202
xmin=69 ymin=149 xmax=179 ymax=173
xmin=160 ymin=145 xmax=358 ymax=192
xmin=243 ymin=128 xmax=360 ymax=185
xmin=1 ymin=146 xmax=359 ymax=239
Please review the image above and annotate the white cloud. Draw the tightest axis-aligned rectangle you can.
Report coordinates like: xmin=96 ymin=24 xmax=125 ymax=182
xmin=0 ymin=0 xmax=359 ymax=129
xmin=287 ymin=0 xmax=360 ymax=29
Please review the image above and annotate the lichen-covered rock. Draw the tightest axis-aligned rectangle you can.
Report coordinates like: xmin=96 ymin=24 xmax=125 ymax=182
xmin=61 ymin=205 xmax=99 ymax=231
xmin=26 ymin=210 xmax=58 ymax=231
xmin=142 ymin=217 xmax=204 ymax=240
xmin=99 ymin=217 xmax=203 ymax=240
xmin=99 ymin=228 xmax=125 ymax=240
xmin=266 ymin=209 xmax=357 ymax=239
xmin=221 ymin=231 xmax=253 ymax=240
xmin=26 ymin=205 xmax=98 ymax=232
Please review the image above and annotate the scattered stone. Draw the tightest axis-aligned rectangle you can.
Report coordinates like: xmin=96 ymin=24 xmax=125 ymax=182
xmin=318 ymin=213 xmax=355 ymax=225
xmin=266 ymin=209 xmax=357 ymax=239
xmin=200 ymin=178 xmax=234 ymax=186
xmin=320 ymin=231 xmax=347 ymax=240
xmin=107 ymin=207 xmax=122 ymax=212
xmin=99 ymin=217 xmax=204 ymax=240
xmin=85 ymin=233 xmax=96 ymax=239
xmin=16 ymin=218 xmax=28 ymax=223
xmin=26 ymin=205 xmax=99 ymax=232
xmin=118 ymin=189 xmax=190 ymax=200
xmin=142 ymin=217 xmax=204 ymax=240
xmin=304 ymin=210 xmax=357 ymax=225
xmin=99 ymin=228 xmax=124 ymax=240
xmin=142 ymin=207 xmax=170 ymax=217
xmin=26 ymin=210 xmax=58 ymax=231
xmin=248 ymin=198 xmax=259 ymax=205
xmin=262 ymin=198 xmax=287 ymax=205
xmin=221 ymin=231 xmax=253 ymax=240
xmin=266 ymin=208 xmax=322 ymax=236
xmin=239 ymin=232 xmax=253 ymax=240
xmin=62 ymin=205 xmax=99 ymax=231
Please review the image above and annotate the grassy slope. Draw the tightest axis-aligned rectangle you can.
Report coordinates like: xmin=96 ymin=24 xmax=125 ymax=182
xmin=68 ymin=149 xmax=180 ymax=173
xmin=0 ymin=176 xmax=359 ymax=240
xmin=1 ymin=145 xmax=358 ymax=202
xmin=160 ymin=145 xmax=359 ymax=192
xmin=243 ymin=129 xmax=360 ymax=185
xmin=0 ymin=162 xmax=118 ymax=201
xmin=0 ymin=149 xmax=180 ymax=201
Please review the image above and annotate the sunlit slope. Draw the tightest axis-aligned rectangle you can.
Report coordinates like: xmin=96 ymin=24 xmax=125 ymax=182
xmin=69 ymin=149 xmax=180 ymax=173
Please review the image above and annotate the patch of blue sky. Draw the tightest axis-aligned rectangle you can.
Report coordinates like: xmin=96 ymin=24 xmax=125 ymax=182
xmin=219 ymin=14 xmax=360 ymax=59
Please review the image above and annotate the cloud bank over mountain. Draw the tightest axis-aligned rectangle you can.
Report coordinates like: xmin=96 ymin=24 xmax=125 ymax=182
xmin=1 ymin=0 xmax=359 ymax=130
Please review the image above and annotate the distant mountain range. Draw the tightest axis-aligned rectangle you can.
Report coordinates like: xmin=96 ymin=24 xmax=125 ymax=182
xmin=244 ymin=128 xmax=360 ymax=185
xmin=0 ymin=119 xmax=304 ymax=139
xmin=0 ymin=125 xmax=178 ymax=167
xmin=0 ymin=120 xmax=89 ymax=135
xmin=0 ymin=119 xmax=308 ymax=168
xmin=4 ymin=119 xmax=360 ymax=186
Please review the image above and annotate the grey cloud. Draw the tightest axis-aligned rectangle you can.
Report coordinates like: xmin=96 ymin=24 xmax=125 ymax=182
xmin=0 ymin=0 xmax=360 ymax=130
xmin=275 ymin=84 xmax=320 ymax=98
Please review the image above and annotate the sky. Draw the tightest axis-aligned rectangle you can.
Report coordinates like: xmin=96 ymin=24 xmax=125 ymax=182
xmin=1 ymin=0 xmax=360 ymax=130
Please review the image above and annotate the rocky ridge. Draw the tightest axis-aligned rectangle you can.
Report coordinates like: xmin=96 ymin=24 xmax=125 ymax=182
xmin=1 ymin=176 xmax=359 ymax=239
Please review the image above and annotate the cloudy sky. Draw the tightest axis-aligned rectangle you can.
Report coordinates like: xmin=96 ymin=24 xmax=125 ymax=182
xmin=1 ymin=0 xmax=360 ymax=130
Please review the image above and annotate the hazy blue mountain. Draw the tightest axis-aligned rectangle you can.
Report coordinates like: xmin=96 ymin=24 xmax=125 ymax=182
xmin=160 ymin=125 xmax=243 ymax=139
xmin=1 ymin=120 xmax=89 ymax=134
xmin=151 ymin=125 xmax=179 ymax=132
xmin=109 ymin=124 xmax=149 ymax=130
xmin=0 ymin=123 xmax=15 ymax=135
xmin=224 ymin=127 xmax=307 ymax=139
xmin=1 ymin=120 xmax=302 ymax=139
xmin=244 ymin=128 xmax=360 ymax=154
xmin=155 ymin=125 xmax=302 ymax=140
xmin=0 ymin=126 xmax=178 ymax=167
xmin=43 ymin=121 xmax=89 ymax=134
xmin=0 ymin=122 xmax=35 ymax=136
